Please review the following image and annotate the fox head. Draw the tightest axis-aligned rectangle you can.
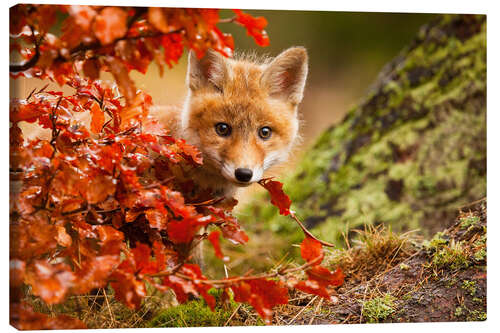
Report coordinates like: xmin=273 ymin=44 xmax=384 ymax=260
xmin=181 ymin=47 xmax=308 ymax=187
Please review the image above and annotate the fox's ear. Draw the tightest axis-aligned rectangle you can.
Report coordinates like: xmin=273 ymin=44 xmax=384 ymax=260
xmin=261 ymin=47 xmax=308 ymax=105
xmin=187 ymin=49 xmax=228 ymax=92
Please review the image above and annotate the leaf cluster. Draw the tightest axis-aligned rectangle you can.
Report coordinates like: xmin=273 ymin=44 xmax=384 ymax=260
xmin=10 ymin=4 xmax=341 ymax=329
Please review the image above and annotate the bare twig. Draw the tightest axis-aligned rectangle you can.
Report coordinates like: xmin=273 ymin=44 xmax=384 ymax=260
xmin=10 ymin=26 xmax=41 ymax=73
xmin=224 ymin=303 xmax=242 ymax=326
xmin=102 ymin=288 xmax=116 ymax=327
xmin=287 ymin=295 xmax=317 ymax=325
xmin=290 ymin=212 xmax=336 ymax=247
xmin=308 ymin=297 xmax=323 ymax=325
xmin=218 ymin=16 xmax=237 ymax=24
xmin=167 ymin=255 xmax=323 ymax=286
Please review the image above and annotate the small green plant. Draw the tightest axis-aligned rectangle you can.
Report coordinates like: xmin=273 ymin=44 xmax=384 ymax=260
xmin=467 ymin=310 xmax=486 ymax=321
xmin=361 ymin=294 xmax=396 ymax=323
xmin=147 ymin=290 xmax=237 ymax=327
xmin=459 ymin=214 xmax=480 ymax=229
xmin=473 ymin=248 xmax=486 ymax=261
xmin=423 ymin=232 xmax=448 ymax=250
xmin=461 ymin=280 xmax=477 ymax=296
xmin=431 ymin=239 xmax=469 ymax=270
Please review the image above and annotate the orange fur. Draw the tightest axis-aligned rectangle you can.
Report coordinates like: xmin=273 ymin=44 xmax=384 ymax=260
xmin=159 ymin=47 xmax=309 ymax=198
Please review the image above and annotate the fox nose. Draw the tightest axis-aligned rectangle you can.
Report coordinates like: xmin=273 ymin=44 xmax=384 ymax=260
xmin=234 ymin=168 xmax=253 ymax=182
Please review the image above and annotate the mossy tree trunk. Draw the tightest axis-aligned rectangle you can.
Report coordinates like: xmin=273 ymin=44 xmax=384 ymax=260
xmin=242 ymin=14 xmax=486 ymax=246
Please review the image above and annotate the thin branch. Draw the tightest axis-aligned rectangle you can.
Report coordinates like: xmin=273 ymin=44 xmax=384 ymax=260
xmin=187 ymin=197 xmax=225 ymax=207
xmin=69 ymin=28 xmax=185 ymax=58
xmin=10 ymin=26 xmax=41 ymax=73
xmin=224 ymin=303 xmax=242 ymax=326
xmin=290 ymin=212 xmax=336 ymax=247
xmin=218 ymin=16 xmax=237 ymax=24
xmin=160 ymin=255 xmax=324 ymax=286
xmin=10 ymin=25 xmax=185 ymax=73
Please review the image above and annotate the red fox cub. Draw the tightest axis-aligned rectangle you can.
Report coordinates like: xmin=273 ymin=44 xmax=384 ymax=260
xmin=154 ymin=46 xmax=308 ymax=198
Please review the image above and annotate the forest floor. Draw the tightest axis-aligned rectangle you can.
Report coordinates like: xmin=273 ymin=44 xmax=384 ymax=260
xmin=28 ymin=200 xmax=486 ymax=328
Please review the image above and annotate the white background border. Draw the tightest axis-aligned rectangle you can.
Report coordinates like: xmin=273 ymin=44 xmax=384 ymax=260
xmin=3 ymin=0 xmax=497 ymax=332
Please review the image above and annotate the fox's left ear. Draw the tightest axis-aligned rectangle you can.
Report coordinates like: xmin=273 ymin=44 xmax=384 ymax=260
xmin=261 ymin=47 xmax=308 ymax=105
xmin=187 ymin=49 xmax=228 ymax=92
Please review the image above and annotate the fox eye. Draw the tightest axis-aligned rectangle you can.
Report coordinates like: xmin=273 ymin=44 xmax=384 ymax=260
xmin=215 ymin=122 xmax=232 ymax=137
xmin=258 ymin=126 xmax=272 ymax=140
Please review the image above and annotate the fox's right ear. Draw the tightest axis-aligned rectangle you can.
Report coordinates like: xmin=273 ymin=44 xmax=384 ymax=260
xmin=187 ymin=49 xmax=228 ymax=92
xmin=261 ymin=47 xmax=308 ymax=105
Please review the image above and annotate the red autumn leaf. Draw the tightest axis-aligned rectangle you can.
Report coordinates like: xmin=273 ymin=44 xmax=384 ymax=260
xmin=232 ymin=9 xmax=270 ymax=47
xmin=293 ymin=280 xmax=330 ymax=299
xmin=55 ymin=226 xmax=72 ymax=247
xmin=90 ymin=102 xmax=105 ymax=133
xmin=300 ymin=236 xmax=324 ymax=264
xmin=105 ymin=56 xmax=137 ymax=106
xmin=145 ymin=208 xmax=168 ymax=230
xmin=25 ymin=261 xmax=75 ymax=304
xmin=82 ymin=58 xmax=100 ymax=80
xmin=161 ymin=33 xmax=185 ymax=68
xmin=207 ymin=230 xmax=224 ymax=259
xmin=148 ymin=7 xmax=170 ymax=33
xmin=207 ymin=206 xmax=249 ymax=244
xmin=152 ymin=241 xmax=167 ymax=272
xmin=258 ymin=178 xmax=292 ymax=216
xmin=307 ymin=266 xmax=344 ymax=288
xmin=110 ymin=269 xmax=147 ymax=310
xmin=93 ymin=7 xmax=128 ymax=45
xmin=295 ymin=266 xmax=344 ymax=300
xmin=231 ymin=278 xmax=288 ymax=323
xmin=67 ymin=5 xmax=97 ymax=30
xmin=163 ymin=264 xmax=216 ymax=311
xmin=167 ymin=215 xmax=212 ymax=244
xmin=220 ymin=221 xmax=249 ymax=245
xmin=72 ymin=255 xmax=120 ymax=294
xmin=176 ymin=138 xmax=203 ymax=165
xmin=108 ymin=243 xmax=155 ymax=309
xmin=182 ymin=264 xmax=216 ymax=310
xmin=10 ymin=302 xmax=86 ymax=330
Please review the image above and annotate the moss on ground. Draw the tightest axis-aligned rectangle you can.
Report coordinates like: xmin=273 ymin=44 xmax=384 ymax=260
xmin=146 ymin=289 xmax=239 ymax=327
xmin=430 ymin=239 xmax=470 ymax=270
xmin=361 ymin=294 xmax=396 ymax=323
xmin=461 ymin=280 xmax=477 ymax=296
xmin=147 ymin=299 xmax=233 ymax=327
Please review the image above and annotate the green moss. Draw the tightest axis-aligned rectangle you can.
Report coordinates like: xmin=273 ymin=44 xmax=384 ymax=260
xmin=474 ymin=248 xmax=486 ymax=261
xmin=461 ymin=280 xmax=477 ymax=296
xmin=399 ymin=263 xmax=410 ymax=270
xmin=431 ymin=240 xmax=469 ymax=270
xmin=455 ymin=306 xmax=464 ymax=317
xmin=472 ymin=234 xmax=486 ymax=261
xmin=423 ymin=231 xmax=448 ymax=249
xmin=147 ymin=290 xmax=237 ymax=328
xmin=459 ymin=214 xmax=480 ymax=229
xmin=472 ymin=297 xmax=482 ymax=304
xmin=361 ymin=294 xmax=396 ymax=323
xmin=467 ymin=310 xmax=487 ymax=321
xmin=446 ymin=277 xmax=458 ymax=288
